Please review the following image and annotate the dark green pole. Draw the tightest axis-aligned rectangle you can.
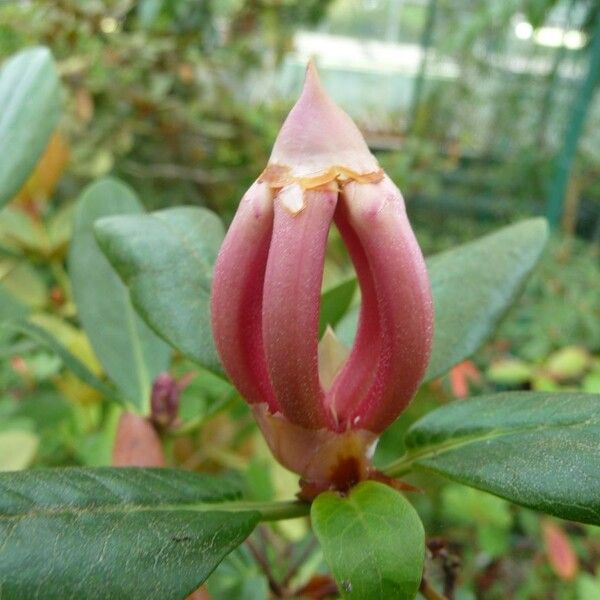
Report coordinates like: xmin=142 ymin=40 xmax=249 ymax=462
xmin=546 ymin=9 xmax=600 ymax=227
xmin=536 ymin=0 xmax=576 ymax=148
xmin=407 ymin=0 xmax=438 ymax=135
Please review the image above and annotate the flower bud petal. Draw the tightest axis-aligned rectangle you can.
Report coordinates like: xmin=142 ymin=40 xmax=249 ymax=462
xmin=211 ymin=181 xmax=278 ymax=412
xmin=261 ymin=188 xmax=337 ymax=429
xmin=326 ymin=176 xmax=433 ymax=432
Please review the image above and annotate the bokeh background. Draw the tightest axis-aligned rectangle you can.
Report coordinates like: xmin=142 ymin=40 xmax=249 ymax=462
xmin=0 ymin=1 xmax=599 ymax=598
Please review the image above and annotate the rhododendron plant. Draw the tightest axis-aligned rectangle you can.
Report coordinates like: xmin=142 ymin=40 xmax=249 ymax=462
xmin=211 ymin=62 xmax=433 ymax=491
xmin=5 ymin=44 xmax=596 ymax=600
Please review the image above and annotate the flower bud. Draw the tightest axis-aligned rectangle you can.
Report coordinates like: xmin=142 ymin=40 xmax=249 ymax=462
xmin=150 ymin=372 xmax=181 ymax=428
xmin=211 ymin=62 xmax=433 ymax=491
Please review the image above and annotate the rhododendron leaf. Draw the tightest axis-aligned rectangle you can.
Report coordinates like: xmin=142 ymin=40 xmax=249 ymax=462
xmin=70 ymin=179 xmax=171 ymax=410
xmin=95 ymin=206 xmax=225 ymax=374
xmin=0 ymin=47 xmax=61 ymax=208
xmin=312 ymin=481 xmax=424 ymax=600
xmin=390 ymin=392 xmax=600 ymax=525
xmin=0 ymin=468 xmax=260 ymax=599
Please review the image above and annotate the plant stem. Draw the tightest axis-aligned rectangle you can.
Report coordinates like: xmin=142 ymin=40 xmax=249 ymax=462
xmin=280 ymin=536 xmax=318 ymax=587
xmin=246 ymin=536 xmax=285 ymax=597
xmin=256 ymin=500 xmax=311 ymax=522
xmin=219 ymin=499 xmax=310 ymax=522
xmin=381 ymin=453 xmax=414 ymax=477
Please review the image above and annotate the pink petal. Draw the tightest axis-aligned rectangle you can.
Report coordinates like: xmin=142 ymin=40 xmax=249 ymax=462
xmin=325 ymin=200 xmax=381 ymax=429
xmin=210 ymin=181 xmax=278 ymax=412
xmin=262 ymin=188 xmax=338 ymax=429
xmin=328 ymin=176 xmax=434 ymax=432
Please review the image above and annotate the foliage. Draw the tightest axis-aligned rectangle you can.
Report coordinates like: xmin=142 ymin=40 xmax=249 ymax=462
xmin=0 ymin=0 xmax=331 ymax=214
xmin=496 ymin=236 xmax=600 ymax=359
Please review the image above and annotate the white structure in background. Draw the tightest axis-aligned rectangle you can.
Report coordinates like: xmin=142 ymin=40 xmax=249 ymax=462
xmin=293 ymin=30 xmax=458 ymax=78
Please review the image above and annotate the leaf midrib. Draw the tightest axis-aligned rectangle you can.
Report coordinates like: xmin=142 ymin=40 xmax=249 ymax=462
xmin=0 ymin=500 xmax=265 ymax=521
xmin=387 ymin=418 xmax=597 ymax=475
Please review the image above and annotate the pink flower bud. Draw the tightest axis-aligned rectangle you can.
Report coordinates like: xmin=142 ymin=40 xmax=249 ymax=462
xmin=150 ymin=372 xmax=181 ymax=428
xmin=211 ymin=62 xmax=433 ymax=491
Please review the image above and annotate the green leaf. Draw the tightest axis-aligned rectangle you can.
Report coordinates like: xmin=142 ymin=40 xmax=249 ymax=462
xmin=0 ymin=319 xmax=114 ymax=397
xmin=424 ymin=219 xmax=548 ymax=379
xmin=391 ymin=391 xmax=600 ymax=525
xmin=0 ymin=258 xmax=47 ymax=308
xmin=311 ymin=481 xmax=424 ymax=600
xmin=0 ymin=286 xmax=28 ymax=321
xmin=0 ymin=468 xmax=260 ymax=599
xmin=70 ymin=178 xmax=171 ymax=410
xmin=0 ymin=47 xmax=61 ymax=208
xmin=0 ymin=430 xmax=38 ymax=471
xmin=319 ymin=277 xmax=356 ymax=337
xmin=336 ymin=219 xmax=548 ymax=380
xmin=94 ymin=206 xmax=225 ymax=372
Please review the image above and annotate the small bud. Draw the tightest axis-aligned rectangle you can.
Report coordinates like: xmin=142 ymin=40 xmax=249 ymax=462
xmin=150 ymin=372 xmax=181 ymax=428
xmin=211 ymin=62 xmax=433 ymax=490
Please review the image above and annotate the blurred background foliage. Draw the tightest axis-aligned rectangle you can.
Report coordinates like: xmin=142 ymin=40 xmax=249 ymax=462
xmin=0 ymin=0 xmax=599 ymax=598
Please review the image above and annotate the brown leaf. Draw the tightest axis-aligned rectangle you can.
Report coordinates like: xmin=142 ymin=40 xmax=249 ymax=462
xmin=542 ymin=519 xmax=579 ymax=581
xmin=112 ymin=412 xmax=165 ymax=467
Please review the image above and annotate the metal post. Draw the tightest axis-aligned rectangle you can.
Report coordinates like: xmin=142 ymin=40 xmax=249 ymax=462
xmin=407 ymin=0 xmax=438 ymax=135
xmin=546 ymin=9 xmax=600 ymax=228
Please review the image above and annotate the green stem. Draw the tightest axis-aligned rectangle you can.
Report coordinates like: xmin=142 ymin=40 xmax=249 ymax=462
xmin=381 ymin=453 xmax=414 ymax=478
xmin=232 ymin=499 xmax=311 ymax=522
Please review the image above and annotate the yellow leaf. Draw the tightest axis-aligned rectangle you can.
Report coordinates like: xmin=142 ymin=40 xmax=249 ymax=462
xmin=0 ymin=430 xmax=39 ymax=471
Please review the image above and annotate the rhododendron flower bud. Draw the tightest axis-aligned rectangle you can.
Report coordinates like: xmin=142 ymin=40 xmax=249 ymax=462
xmin=150 ymin=372 xmax=181 ymax=428
xmin=211 ymin=62 xmax=433 ymax=492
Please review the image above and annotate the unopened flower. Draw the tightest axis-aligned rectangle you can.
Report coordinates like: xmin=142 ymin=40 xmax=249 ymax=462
xmin=211 ymin=63 xmax=433 ymax=492
xmin=150 ymin=371 xmax=195 ymax=429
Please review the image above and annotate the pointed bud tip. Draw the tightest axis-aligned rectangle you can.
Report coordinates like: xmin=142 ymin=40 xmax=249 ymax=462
xmin=267 ymin=61 xmax=380 ymax=184
xmin=303 ymin=58 xmax=327 ymax=103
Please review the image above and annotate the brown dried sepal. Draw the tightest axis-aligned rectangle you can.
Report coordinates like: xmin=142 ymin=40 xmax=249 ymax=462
xmin=298 ymin=466 xmax=422 ymax=502
xmin=259 ymin=163 xmax=384 ymax=191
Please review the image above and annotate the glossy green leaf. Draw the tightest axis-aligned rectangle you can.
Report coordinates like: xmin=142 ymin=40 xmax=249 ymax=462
xmin=70 ymin=178 xmax=171 ymax=410
xmin=0 ymin=47 xmax=61 ymax=207
xmin=336 ymin=219 xmax=548 ymax=380
xmin=0 ymin=319 xmax=113 ymax=397
xmin=390 ymin=392 xmax=600 ymax=525
xmin=319 ymin=277 xmax=356 ymax=337
xmin=312 ymin=481 xmax=424 ymax=600
xmin=0 ymin=468 xmax=260 ymax=600
xmin=424 ymin=218 xmax=548 ymax=379
xmin=94 ymin=206 xmax=225 ymax=372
